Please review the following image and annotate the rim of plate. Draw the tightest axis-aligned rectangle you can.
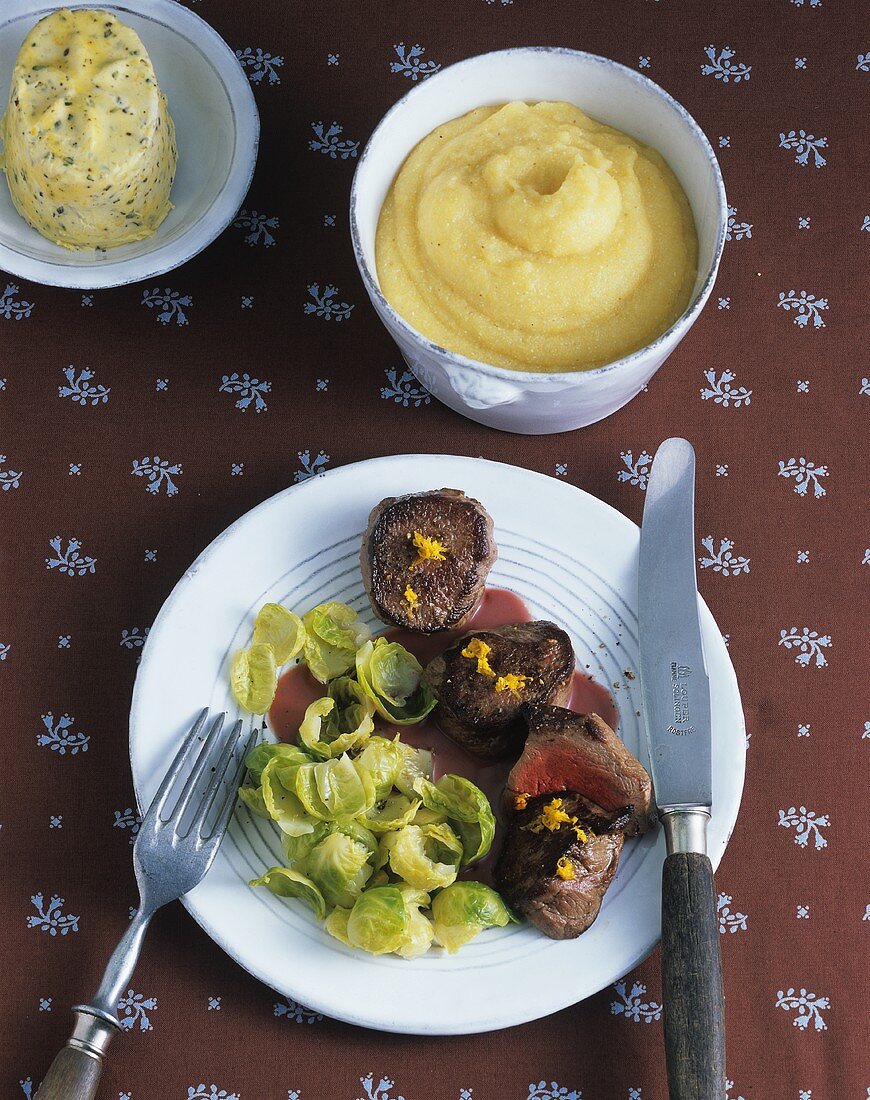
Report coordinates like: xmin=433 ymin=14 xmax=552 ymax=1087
xmin=0 ymin=0 xmax=259 ymax=289
xmin=129 ymin=454 xmax=746 ymax=1034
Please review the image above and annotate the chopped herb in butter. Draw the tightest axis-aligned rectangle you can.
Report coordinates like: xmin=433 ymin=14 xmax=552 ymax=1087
xmin=0 ymin=8 xmax=177 ymax=250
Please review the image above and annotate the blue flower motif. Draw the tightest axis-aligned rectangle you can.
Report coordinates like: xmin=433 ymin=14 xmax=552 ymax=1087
xmin=0 ymin=453 xmax=22 ymax=491
xmin=275 ymin=997 xmax=323 ymax=1023
xmin=698 ymin=537 xmax=751 ymax=576
xmin=777 ymin=290 xmax=828 ymax=328
xmin=219 ymin=372 xmax=271 ymax=413
xmin=113 ymin=808 xmax=142 ymax=843
xmin=701 ymin=368 xmax=752 ymax=407
xmin=0 ymin=282 xmax=34 ymax=319
xmin=610 ymin=979 xmax=662 ymax=1022
xmin=293 ymin=452 xmax=330 ymax=482
xmin=779 ymin=130 xmax=827 ymax=167
xmin=389 ymin=43 xmax=441 ymax=82
xmin=779 ymin=627 xmax=831 ymax=667
xmin=27 ymin=893 xmax=80 ymax=935
xmin=38 ymin=712 xmax=90 ymax=755
xmin=775 ymin=987 xmax=830 ymax=1030
xmin=117 ymin=989 xmax=157 ymax=1032
xmin=141 ymin=288 xmax=192 ymax=326
xmin=235 ymin=46 xmax=283 ymax=85
xmin=120 ymin=628 xmax=149 ymax=650
xmin=617 ymin=450 xmax=652 ymax=490
xmin=725 ymin=205 xmax=752 ymax=241
xmin=380 ymin=368 xmax=430 ymax=407
xmin=777 ymin=457 xmax=828 ymax=497
xmin=58 ymin=365 xmax=110 ymax=405
xmin=131 ymin=457 xmax=182 ymax=497
xmin=357 ymin=1076 xmax=405 ymax=1100
xmin=45 ymin=537 xmax=96 ymax=575
xmin=304 ymin=283 xmax=354 ymax=320
xmin=526 ymin=1084 xmax=580 ymax=1100
xmin=717 ymin=892 xmax=748 ymax=933
xmin=309 ymin=121 xmax=360 ymax=159
xmin=701 ymin=45 xmax=752 ymax=83
xmin=234 ymin=209 xmax=279 ymax=247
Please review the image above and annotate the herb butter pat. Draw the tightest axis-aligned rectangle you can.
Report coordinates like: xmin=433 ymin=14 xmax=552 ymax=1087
xmin=0 ymin=8 xmax=177 ymax=249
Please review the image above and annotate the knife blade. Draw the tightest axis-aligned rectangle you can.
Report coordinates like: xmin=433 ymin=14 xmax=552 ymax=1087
xmin=638 ymin=436 xmax=711 ymax=811
xmin=638 ymin=437 xmax=725 ymax=1100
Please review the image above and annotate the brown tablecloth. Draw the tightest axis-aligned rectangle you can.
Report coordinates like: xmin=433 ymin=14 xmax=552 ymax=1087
xmin=3 ymin=1 xmax=867 ymax=1097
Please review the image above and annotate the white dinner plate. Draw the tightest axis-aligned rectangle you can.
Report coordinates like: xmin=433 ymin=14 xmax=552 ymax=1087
xmin=0 ymin=0 xmax=258 ymax=288
xmin=130 ymin=454 xmax=746 ymax=1035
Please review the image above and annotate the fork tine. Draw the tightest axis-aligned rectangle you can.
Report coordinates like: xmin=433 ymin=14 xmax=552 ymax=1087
xmin=148 ymin=708 xmax=210 ymax=821
xmin=187 ymin=718 xmax=244 ymax=831
xmin=161 ymin=711 xmax=226 ymax=827
xmin=200 ymin=727 xmax=258 ymax=844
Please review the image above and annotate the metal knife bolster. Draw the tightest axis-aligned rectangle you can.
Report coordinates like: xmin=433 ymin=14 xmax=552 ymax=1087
xmin=660 ymin=806 xmax=710 ymax=856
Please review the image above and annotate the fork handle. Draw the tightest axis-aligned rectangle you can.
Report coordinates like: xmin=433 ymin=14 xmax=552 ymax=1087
xmin=35 ymin=1010 xmax=116 ymax=1099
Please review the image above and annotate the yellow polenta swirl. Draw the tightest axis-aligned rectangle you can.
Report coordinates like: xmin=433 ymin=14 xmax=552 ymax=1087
xmin=0 ymin=8 xmax=176 ymax=250
xmin=376 ymin=101 xmax=698 ymax=373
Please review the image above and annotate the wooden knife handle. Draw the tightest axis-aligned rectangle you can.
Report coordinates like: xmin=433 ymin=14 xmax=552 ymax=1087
xmin=661 ymin=851 xmax=726 ymax=1100
xmin=33 ymin=1045 xmax=103 ymax=1100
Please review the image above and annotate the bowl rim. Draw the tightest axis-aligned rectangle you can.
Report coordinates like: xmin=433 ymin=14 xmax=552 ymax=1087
xmin=350 ymin=44 xmax=728 ymax=385
xmin=0 ymin=0 xmax=260 ymax=290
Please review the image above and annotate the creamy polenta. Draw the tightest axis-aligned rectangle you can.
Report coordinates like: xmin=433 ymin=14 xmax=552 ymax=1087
xmin=0 ymin=8 xmax=176 ymax=250
xmin=376 ymin=101 xmax=698 ymax=373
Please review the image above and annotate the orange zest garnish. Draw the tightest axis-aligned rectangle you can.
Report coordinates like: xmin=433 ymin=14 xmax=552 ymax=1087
xmin=410 ymin=530 xmax=447 ymax=567
xmin=513 ymin=792 xmax=529 ymax=811
xmin=461 ymin=637 xmax=495 ymax=678
xmin=573 ymin=826 xmax=588 ymax=844
xmin=530 ymin=797 xmax=575 ymax=833
xmin=495 ymin=672 xmax=529 ymax=698
xmin=403 ymin=585 xmax=419 ymax=612
xmin=555 ymin=856 xmax=576 ymax=881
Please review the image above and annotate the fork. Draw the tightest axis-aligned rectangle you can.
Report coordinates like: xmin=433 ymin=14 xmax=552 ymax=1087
xmin=35 ymin=709 xmax=255 ymax=1100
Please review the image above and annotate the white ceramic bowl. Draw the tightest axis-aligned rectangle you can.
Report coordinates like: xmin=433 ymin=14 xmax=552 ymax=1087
xmin=350 ymin=47 xmax=727 ymax=435
xmin=0 ymin=0 xmax=259 ymax=289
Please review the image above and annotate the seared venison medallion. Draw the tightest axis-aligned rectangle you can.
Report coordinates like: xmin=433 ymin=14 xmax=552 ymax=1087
xmin=494 ymin=792 xmax=631 ymax=939
xmin=425 ymin=621 xmax=575 ymax=760
xmin=507 ymin=705 xmax=656 ymax=837
xmin=361 ymin=489 xmax=497 ymax=633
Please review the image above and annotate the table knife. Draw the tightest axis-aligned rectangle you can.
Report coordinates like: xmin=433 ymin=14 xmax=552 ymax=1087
xmin=638 ymin=437 xmax=726 ymax=1100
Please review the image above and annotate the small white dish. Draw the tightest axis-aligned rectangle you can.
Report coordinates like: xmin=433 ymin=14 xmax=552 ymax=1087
xmin=0 ymin=0 xmax=259 ymax=289
xmin=350 ymin=48 xmax=727 ymax=435
xmin=129 ymin=454 xmax=745 ymax=1035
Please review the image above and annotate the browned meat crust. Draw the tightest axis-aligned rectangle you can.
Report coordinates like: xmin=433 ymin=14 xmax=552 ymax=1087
xmin=360 ymin=489 xmax=496 ymax=633
xmin=494 ymin=792 xmax=630 ymax=939
xmin=424 ymin=621 xmax=575 ymax=760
